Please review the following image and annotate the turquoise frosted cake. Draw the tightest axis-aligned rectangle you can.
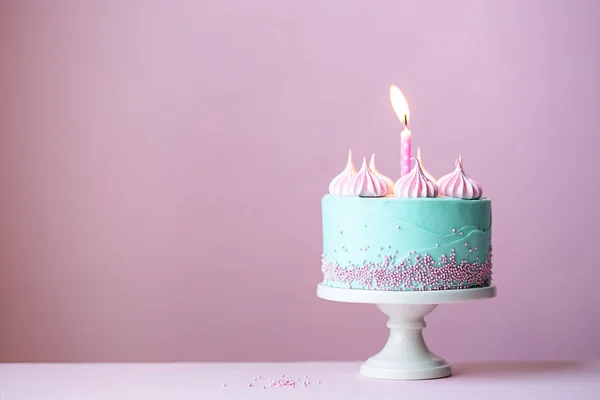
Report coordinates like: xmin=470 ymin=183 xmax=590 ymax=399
xmin=320 ymin=150 xmax=492 ymax=292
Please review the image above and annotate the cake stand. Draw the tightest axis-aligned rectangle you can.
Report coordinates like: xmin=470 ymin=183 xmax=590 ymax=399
xmin=316 ymin=284 xmax=496 ymax=380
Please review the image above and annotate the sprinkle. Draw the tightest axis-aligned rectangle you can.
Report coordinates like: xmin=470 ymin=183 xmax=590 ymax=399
xmin=320 ymin=250 xmax=492 ymax=291
xmin=222 ymin=384 xmax=227 ymax=387
xmin=304 ymin=375 xmax=308 ymax=378
xmin=340 ymin=230 xmax=343 ymax=234
xmin=253 ymin=378 xmax=257 ymax=381
xmin=397 ymin=225 xmax=400 ymax=229
xmin=318 ymin=380 xmax=322 ymax=384
xmin=263 ymin=385 xmax=267 ymax=389
xmin=465 ymin=243 xmax=468 ymax=246
xmin=248 ymin=383 xmax=253 ymax=387
xmin=452 ymin=228 xmax=456 ymax=233
xmin=258 ymin=376 xmax=262 ymax=379
xmin=436 ymin=244 xmax=439 ymax=247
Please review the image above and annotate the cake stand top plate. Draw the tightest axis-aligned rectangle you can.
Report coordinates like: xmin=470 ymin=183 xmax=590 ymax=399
xmin=317 ymin=284 xmax=496 ymax=305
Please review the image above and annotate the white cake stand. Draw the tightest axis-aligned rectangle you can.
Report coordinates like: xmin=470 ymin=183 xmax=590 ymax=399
xmin=317 ymin=284 xmax=496 ymax=380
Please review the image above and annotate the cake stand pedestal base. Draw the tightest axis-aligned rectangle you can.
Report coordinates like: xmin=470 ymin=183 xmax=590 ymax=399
xmin=317 ymin=284 xmax=496 ymax=380
xmin=361 ymin=303 xmax=449 ymax=380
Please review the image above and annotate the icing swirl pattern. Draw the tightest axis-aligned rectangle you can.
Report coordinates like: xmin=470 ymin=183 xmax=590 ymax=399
xmin=437 ymin=157 xmax=482 ymax=199
xmin=346 ymin=157 xmax=388 ymax=197
xmin=394 ymin=158 xmax=438 ymax=198
xmin=328 ymin=149 xmax=357 ymax=195
xmin=369 ymin=153 xmax=395 ymax=194
xmin=417 ymin=147 xmax=437 ymax=184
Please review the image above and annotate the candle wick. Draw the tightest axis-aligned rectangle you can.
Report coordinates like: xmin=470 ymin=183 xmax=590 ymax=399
xmin=404 ymin=115 xmax=408 ymax=127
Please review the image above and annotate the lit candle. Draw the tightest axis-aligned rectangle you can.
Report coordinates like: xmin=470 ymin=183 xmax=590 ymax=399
xmin=390 ymin=85 xmax=411 ymax=176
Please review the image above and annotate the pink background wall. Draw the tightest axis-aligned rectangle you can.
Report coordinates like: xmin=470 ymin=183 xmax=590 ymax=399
xmin=1 ymin=0 xmax=599 ymax=362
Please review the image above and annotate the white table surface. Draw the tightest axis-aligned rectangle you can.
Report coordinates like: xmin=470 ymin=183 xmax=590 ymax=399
xmin=1 ymin=361 xmax=599 ymax=399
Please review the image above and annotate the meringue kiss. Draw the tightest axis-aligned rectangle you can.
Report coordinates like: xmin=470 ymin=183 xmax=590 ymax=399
xmin=437 ymin=157 xmax=482 ymax=199
xmin=394 ymin=158 xmax=438 ymax=198
xmin=369 ymin=153 xmax=395 ymax=194
xmin=416 ymin=147 xmax=437 ymax=184
xmin=346 ymin=157 xmax=388 ymax=197
xmin=328 ymin=149 xmax=357 ymax=195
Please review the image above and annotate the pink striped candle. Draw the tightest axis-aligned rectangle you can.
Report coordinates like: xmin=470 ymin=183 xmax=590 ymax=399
xmin=390 ymin=85 xmax=412 ymax=176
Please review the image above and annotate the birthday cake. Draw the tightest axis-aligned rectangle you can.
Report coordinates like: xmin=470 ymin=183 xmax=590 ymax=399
xmin=320 ymin=86 xmax=492 ymax=292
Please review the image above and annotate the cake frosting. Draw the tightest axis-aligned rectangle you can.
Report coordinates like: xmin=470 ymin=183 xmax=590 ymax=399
xmin=345 ymin=157 xmax=388 ymax=197
xmin=321 ymin=196 xmax=492 ymax=291
xmin=328 ymin=149 xmax=357 ymax=196
xmin=437 ymin=157 xmax=482 ymax=199
xmin=369 ymin=154 xmax=395 ymax=194
xmin=393 ymin=158 xmax=438 ymax=198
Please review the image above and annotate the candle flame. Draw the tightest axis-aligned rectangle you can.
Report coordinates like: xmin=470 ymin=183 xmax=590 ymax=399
xmin=390 ymin=84 xmax=410 ymax=127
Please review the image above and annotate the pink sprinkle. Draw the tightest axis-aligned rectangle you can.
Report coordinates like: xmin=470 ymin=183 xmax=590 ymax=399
xmin=248 ymin=383 xmax=253 ymax=387
xmin=222 ymin=383 xmax=227 ymax=387
xmin=253 ymin=378 xmax=257 ymax=381
xmin=263 ymin=385 xmax=267 ymax=389
xmin=304 ymin=375 xmax=308 ymax=378
xmin=318 ymin=380 xmax=322 ymax=384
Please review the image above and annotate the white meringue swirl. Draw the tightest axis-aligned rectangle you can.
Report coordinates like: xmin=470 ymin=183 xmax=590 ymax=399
xmin=328 ymin=149 xmax=357 ymax=195
xmin=346 ymin=157 xmax=388 ymax=197
xmin=437 ymin=157 xmax=482 ymax=199
xmin=416 ymin=147 xmax=437 ymax=184
xmin=369 ymin=153 xmax=395 ymax=194
xmin=394 ymin=158 xmax=438 ymax=198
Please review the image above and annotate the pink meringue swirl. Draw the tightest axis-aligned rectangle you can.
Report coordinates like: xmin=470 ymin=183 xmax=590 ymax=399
xmin=346 ymin=157 xmax=388 ymax=197
xmin=437 ymin=157 xmax=482 ymax=199
xmin=328 ymin=149 xmax=357 ymax=195
xmin=394 ymin=158 xmax=438 ymax=198
xmin=369 ymin=153 xmax=395 ymax=194
xmin=417 ymin=147 xmax=437 ymax=184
